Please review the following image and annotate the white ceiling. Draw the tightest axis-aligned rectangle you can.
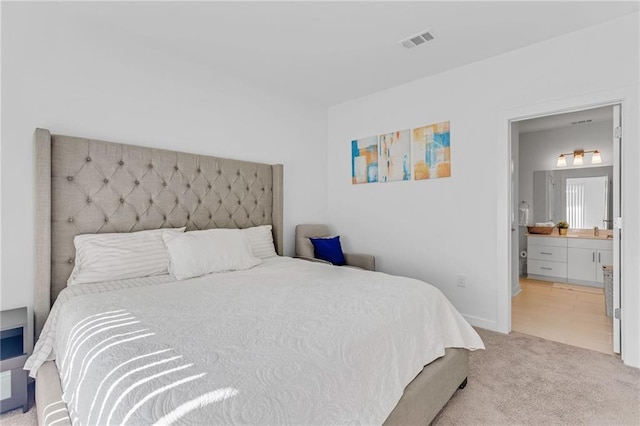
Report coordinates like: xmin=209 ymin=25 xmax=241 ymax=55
xmin=50 ymin=1 xmax=639 ymax=106
xmin=518 ymin=105 xmax=614 ymax=134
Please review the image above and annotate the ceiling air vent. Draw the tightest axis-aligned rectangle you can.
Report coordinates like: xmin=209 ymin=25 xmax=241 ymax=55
xmin=399 ymin=30 xmax=435 ymax=49
xmin=571 ymin=119 xmax=593 ymax=125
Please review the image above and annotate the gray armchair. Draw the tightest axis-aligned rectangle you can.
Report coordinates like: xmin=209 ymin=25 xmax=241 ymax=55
xmin=295 ymin=224 xmax=375 ymax=271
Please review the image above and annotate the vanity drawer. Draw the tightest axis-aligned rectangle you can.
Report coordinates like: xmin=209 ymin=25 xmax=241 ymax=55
xmin=527 ymin=245 xmax=567 ymax=262
xmin=527 ymin=236 xmax=567 ymax=247
xmin=567 ymin=238 xmax=613 ymax=250
xmin=528 ymin=260 xmax=567 ymax=279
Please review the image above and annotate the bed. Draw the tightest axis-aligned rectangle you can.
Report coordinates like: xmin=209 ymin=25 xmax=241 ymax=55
xmin=28 ymin=128 xmax=483 ymax=425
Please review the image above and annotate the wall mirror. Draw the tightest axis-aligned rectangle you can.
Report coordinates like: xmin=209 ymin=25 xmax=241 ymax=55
xmin=532 ymin=165 xmax=613 ymax=229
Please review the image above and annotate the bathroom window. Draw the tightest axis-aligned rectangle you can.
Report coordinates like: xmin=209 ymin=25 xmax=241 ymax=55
xmin=566 ymin=176 xmax=609 ymax=229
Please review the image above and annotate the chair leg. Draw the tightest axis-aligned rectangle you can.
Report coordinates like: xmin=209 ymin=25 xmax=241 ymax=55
xmin=458 ymin=378 xmax=468 ymax=389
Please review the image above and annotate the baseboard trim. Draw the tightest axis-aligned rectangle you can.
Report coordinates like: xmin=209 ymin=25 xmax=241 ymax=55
xmin=462 ymin=314 xmax=497 ymax=331
xmin=512 ymin=285 xmax=522 ymax=297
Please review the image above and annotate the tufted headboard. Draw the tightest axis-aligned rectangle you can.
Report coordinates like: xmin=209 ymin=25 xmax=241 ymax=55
xmin=34 ymin=128 xmax=283 ymax=336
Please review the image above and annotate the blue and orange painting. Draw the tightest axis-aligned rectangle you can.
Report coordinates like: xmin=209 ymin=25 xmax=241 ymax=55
xmin=412 ymin=121 xmax=451 ymax=180
xmin=379 ymin=129 xmax=411 ymax=182
xmin=351 ymin=136 xmax=378 ymax=184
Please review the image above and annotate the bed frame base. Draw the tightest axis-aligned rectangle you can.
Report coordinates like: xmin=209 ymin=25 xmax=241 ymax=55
xmin=35 ymin=348 xmax=467 ymax=425
xmin=35 ymin=361 xmax=71 ymax=426
xmin=383 ymin=348 xmax=469 ymax=425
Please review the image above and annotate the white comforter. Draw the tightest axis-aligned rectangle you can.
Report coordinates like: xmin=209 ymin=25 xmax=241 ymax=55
xmin=27 ymin=257 xmax=484 ymax=425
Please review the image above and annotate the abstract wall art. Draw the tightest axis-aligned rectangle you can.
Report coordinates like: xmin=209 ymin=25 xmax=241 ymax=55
xmin=351 ymin=136 xmax=379 ymax=184
xmin=412 ymin=121 xmax=451 ymax=180
xmin=379 ymin=129 xmax=411 ymax=182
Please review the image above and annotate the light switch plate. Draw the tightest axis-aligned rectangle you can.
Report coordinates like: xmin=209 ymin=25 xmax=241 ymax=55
xmin=456 ymin=274 xmax=467 ymax=288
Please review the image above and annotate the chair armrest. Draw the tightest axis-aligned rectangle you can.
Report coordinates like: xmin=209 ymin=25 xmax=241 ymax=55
xmin=294 ymin=256 xmax=332 ymax=266
xmin=344 ymin=253 xmax=376 ymax=271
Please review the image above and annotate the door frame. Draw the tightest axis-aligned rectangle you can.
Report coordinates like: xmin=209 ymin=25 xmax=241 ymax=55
xmin=496 ymin=87 xmax=637 ymax=365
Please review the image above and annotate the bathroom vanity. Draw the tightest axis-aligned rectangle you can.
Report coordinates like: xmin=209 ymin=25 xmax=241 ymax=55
xmin=527 ymin=233 xmax=613 ymax=287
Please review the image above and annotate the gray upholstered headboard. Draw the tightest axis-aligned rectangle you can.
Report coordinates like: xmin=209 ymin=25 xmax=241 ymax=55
xmin=34 ymin=128 xmax=283 ymax=336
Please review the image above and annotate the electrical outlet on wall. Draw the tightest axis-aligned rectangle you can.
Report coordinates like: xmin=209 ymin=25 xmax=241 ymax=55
xmin=457 ymin=274 xmax=467 ymax=288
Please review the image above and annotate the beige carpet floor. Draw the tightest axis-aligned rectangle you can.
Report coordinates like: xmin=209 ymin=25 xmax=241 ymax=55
xmin=2 ymin=328 xmax=638 ymax=425
xmin=433 ymin=328 xmax=640 ymax=425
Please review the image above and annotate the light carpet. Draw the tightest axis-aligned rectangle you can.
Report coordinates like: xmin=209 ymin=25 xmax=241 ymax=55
xmin=2 ymin=328 xmax=638 ymax=425
xmin=432 ymin=328 xmax=639 ymax=425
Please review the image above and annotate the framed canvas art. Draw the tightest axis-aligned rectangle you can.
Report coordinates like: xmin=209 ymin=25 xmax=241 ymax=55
xmin=412 ymin=121 xmax=451 ymax=180
xmin=351 ymin=136 xmax=379 ymax=184
xmin=379 ymin=129 xmax=411 ymax=182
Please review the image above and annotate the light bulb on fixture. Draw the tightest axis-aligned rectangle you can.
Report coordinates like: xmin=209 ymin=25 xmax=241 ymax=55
xmin=557 ymin=155 xmax=567 ymax=167
xmin=592 ymin=150 xmax=602 ymax=164
xmin=573 ymin=152 xmax=584 ymax=166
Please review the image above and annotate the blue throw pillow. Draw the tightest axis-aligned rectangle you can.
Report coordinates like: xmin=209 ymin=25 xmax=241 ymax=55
xmin=309 ymin=236 xmax=346 ymax=266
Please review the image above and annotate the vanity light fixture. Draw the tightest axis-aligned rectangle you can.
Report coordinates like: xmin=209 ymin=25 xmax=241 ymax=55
xmin=556 ymin=149 xmax=602 ymax=167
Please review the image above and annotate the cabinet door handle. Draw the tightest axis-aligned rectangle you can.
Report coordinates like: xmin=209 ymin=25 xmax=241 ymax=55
xmin=593 ymin=252 xmax=595 ymax=262
xmin=541 ymin=267 xmax=552 ymax=270
xmin=598 ymin=252 xmax=601 ymax=263
xmin=540 ymin=252 xmax=552 ymax=255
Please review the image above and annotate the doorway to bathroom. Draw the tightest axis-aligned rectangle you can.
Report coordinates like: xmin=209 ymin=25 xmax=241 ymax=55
xmin=509 ymin=104 xmax=621 ymax=355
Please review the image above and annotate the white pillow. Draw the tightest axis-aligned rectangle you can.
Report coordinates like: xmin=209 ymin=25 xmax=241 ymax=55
xmin=68 ymin=227 xmax=185 ymax=286
xmin=164 ymin=228 xmax=262 ymax=280
xmin=242 ymin=225 xmax=277 ymax=259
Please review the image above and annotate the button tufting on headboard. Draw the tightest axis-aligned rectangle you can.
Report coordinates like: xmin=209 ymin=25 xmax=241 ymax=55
xmin=47 ymin=134 xmax=279 ymax=303
xmin=34 ymin=128 xmax=283 ymax=338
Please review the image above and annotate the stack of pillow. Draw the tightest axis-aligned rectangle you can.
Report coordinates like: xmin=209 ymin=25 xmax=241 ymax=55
xmin=68 ymin=225 xmax=277 ymax=285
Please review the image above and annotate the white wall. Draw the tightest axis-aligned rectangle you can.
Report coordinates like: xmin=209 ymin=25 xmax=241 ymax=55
xmin=328 ymin=13 xmax=640 ymax=366
xmin=519 ymin=120 xmax=614 ymax=221
xmin=1 ymin=3 xmax=328 ymax=351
